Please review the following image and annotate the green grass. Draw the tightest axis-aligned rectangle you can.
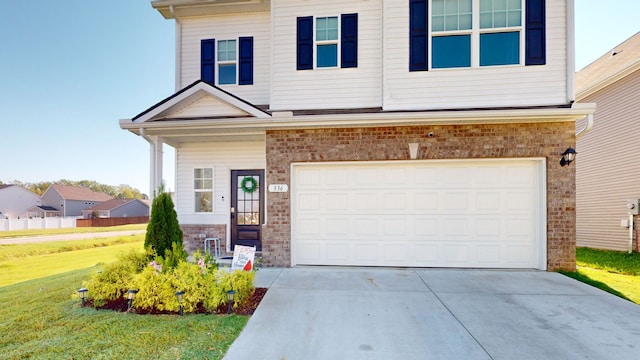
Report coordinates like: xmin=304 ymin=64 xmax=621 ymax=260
xmin=576 ymin=247 xmax=640 ymax=275
xmin=0 ymin=268 xmax=248 ymax=360
xmin=0 ymin=224 xmax=147 ymax=239
xmin=0 ymin=238 xmax=144 ymax=287
xmin=561 ymin=247 xmax=640 ymax=304
xmin=0 ymin=235 xmax=144 ymax=261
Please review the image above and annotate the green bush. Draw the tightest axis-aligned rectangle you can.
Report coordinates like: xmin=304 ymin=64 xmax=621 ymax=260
xmin=83 ymin=249 xmax=148 ymax=306
xmin=83 ymin=251 xmax=255 ymax=314
xmin=145 ymin=187 xmax=184 ymax=259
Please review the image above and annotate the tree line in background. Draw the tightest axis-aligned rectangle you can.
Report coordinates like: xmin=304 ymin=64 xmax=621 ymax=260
xmin=0 ymin=179 xmax=147 ymax=199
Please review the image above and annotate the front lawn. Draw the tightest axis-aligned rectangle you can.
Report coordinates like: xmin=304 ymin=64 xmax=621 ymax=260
xmin=562 ymin=247 xmax=640 ymax=304
xmin=0 ymin=268 xmax=247 ymax=360
xmin=0 ymin=223 xmax=147 ymax=239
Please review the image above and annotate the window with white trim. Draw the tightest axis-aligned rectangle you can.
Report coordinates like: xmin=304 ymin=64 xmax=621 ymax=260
xmin=410 ymin=0 xmax=542 ymax=71
xmin=296 ymin=14 xmax=358 ymax=70
xmin=217 ymin=40 xmax=237 ymax=84
xmin=194 ymin=168 xmax=213 ymax=213
xmin=431 ymin=0 xmax=522 ymax=68
xmin=316 ymin=16 xmax=339 ymax=67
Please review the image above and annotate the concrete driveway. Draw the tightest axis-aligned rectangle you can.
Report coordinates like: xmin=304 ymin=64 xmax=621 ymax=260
xmin=224 ymin=267 xmax=640 ymax=360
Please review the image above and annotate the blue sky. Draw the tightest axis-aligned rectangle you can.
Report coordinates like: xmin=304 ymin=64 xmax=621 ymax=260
xmin=1 ymin=1 xmax=638 ymax=196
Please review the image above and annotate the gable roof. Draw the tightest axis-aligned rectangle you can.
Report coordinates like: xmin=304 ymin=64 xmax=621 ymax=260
xmin=576 ymin=31 xmax=640 ymax=100
xmin=49 ymin=184 xmax=113 ymax=202
xmin=32 ymin=206 xmax=60 ymax=212
xmin=131 ymin=80 xmax=271 ymax=123
xmin=83 ymin=198 xmax=147 ymax=212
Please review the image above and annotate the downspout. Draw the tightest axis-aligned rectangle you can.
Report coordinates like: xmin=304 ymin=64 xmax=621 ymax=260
xmin=575 ymin=114 xmax=593 ymax=140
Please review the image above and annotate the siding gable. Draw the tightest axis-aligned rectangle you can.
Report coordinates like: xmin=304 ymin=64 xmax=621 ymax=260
xmin=167 ymin=93 xmax=252 ymax=118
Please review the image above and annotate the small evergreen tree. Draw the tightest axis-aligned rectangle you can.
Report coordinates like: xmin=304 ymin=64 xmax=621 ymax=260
xmin=145 ymin=186 xmax=185 ymax=260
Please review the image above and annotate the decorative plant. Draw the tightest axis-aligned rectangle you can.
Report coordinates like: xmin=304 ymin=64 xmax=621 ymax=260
xmin=145 ymin=185 xmax=184 ymax=261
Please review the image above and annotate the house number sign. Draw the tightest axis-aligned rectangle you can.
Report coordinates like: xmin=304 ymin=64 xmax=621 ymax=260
xmin=268 ymin=184 xmax=288 ymax=193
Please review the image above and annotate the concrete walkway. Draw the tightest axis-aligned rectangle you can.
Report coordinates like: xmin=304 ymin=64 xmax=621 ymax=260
xmin=0 ymin=230 xmax=146 ymax=244
xmin=225 ymin=267 xmax=640 ymax=360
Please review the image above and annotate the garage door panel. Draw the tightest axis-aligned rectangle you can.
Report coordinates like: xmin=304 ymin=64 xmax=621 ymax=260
xmin=292 ymin=160 xmax=542 ymax=268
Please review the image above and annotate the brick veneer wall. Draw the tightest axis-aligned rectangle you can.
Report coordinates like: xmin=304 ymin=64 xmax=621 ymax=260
xmin=181 ymin=224 xmax=227 ymax=255
xmin=264 ymin=122 xmax=577 ymax=271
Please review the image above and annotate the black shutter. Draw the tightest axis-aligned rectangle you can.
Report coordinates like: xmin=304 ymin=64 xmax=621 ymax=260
xmin=297 ymin=16 xmax=314 ymax=70
xmin=341 ymin=13 xmax=358 ymax=68
xmin=525 ymin=0 xmax=546 ymax=66
xmin=409 ymin=0 xmax=428 ymax=71
xmin=239 ymin=37 xmax=254 ymax=85
xmin=201 ymin=39 xmax=216 ymax=85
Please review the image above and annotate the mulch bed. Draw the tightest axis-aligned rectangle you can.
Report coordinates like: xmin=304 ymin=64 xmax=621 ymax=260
xmin=84 ymin=288 xmax=267 ymax=316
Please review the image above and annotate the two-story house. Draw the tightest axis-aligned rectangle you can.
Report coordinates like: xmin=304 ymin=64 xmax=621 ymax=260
xmin=120 ymin=0 xmax=595 ymax=270
xmin=41 ymin=184 xmax=113 ymax=217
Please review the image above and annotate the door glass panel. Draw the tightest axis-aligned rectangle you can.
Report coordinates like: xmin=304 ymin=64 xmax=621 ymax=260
xmin=236 ymin=175 xmax=260 ymax=225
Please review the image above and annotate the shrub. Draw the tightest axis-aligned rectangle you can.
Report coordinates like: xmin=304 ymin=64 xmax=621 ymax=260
xmin=83 ymin=249 xmax=148 ymax=307
xmin=84 ymin=250 xmax=255 ymax=314
xmin=145 ymin=187 xmax=183 ymax=259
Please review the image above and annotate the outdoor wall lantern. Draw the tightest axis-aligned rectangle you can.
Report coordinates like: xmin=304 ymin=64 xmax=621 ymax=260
xmin=560 ymin=147 xmax=577 ymax=167
xmin=175 ymin=291 xmax=185 ymax=316
xmin=77 ymin=288 xmax=88 ymax=307
xmin=127 ymin=289 xmax=138 ymax=312
xmin=226 ymin=290 xmax=236 ymax=314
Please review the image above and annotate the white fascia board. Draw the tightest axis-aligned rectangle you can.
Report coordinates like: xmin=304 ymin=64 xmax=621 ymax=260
xmin=131 ymin=82 xmax=270 ymax=124
xmin=121 ymin=103 xmax=597 ymax=133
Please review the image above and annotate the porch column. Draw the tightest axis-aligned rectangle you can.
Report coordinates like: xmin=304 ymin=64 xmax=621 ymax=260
xmin=147 ymin=136 xmax=164 ymax=200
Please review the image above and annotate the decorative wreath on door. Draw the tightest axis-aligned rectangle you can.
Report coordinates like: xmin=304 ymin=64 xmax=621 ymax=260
xmin=240 ymin=177 xmax=258 ymax=193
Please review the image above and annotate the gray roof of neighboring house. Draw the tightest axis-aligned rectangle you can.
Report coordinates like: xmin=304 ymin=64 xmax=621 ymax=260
xmin=49 ymin=184 xmax=113 ymax=202
xmin=576 ymin=31 xmax=640 ymax=99
xmin=83 ymin=198 xmax=148 ymax=212
xmin=33 ymin=206 xmax=60 ymax=211
xmin=0 ymin=184 xmax=14 ymax=190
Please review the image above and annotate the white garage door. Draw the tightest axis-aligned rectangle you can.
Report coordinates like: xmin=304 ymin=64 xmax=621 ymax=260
xmin=291 ymin=160 xmax=545 ymax=269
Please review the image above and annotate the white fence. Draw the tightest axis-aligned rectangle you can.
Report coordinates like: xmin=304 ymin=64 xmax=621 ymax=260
xmin=0 ymin=217 xmax=77 ymax=231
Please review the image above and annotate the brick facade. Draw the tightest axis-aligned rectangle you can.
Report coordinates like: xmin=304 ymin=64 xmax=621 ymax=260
xmin=263 ymin=122 xmax=577 ymax=271
xmin=181 ymin=224 xmax=227 ymax=255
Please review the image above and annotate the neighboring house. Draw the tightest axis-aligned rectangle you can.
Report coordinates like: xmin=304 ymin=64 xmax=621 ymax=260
xmin=575 ymin=32 xmax=640 ymax=252
xmin=120 ymin=0 xmax=596 ymax=271
xmin=81 ymin=199 xmax=150 ymax=219
xmin=27 ymin=206 xmax=61 ymax=218
xmin=41 ymin=184 xmax=113 ymax=217
xmin=0 ymin=185 xmax=41 ymax=219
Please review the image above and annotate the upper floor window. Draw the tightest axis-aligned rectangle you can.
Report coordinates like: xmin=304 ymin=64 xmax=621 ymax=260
xmin=194 ymin=168 xmax=213 ymax=213
xmin=316 ymin=17 xmax=339 ymax=67
xmin=201 ymin=37 xmax=253 ymax=86
xmin=217 ymin=40 xmax=237 ymax=84
xmin=409 ymin=0 xmax=545 ymax=71
xmin=297 ymin=13 xmax=358 ymax=70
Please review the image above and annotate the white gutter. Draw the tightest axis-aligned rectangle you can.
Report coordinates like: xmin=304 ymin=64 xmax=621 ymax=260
xmin=575 ymin=113 xmax=594 ymax=140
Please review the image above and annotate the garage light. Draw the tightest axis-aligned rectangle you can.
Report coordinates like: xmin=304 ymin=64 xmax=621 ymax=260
xmin=560 ymin=147 xmax=577 ymax=167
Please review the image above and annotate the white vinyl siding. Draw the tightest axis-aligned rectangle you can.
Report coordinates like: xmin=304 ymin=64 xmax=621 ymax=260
xmin=292 ymin=159 xmax=545 ymax=269
xmin=180 ymin=13 xmax=270 ymax=105
xmin=270 ymin=0 xmax=382 ymax=111
xmin=576 ymin=70 xmax=640 ymax=251
xmin=383 ymin=0 xmax=567 ymax=110
xmin=175 ymin=140 xmax=266 ymax=226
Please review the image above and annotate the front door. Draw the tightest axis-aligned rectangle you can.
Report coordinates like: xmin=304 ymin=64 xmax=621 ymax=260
xmin=230 ymin=170 xmax=264 ymax=251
